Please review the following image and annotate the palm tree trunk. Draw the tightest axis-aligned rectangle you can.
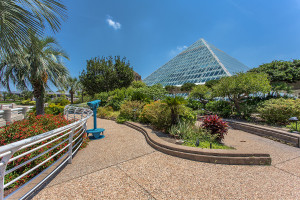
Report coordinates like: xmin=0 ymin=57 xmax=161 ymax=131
xmin=33 ymin=83 xmax=45 ymax=115
xmin=36 ymin=95 xmax=45 ymax=115
xmin=70 ymin=92 xmax=74 ymax=104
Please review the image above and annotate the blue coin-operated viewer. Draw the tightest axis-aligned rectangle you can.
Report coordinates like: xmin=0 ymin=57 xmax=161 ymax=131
xmin=86 ymin=100 xmax=105 ymax=139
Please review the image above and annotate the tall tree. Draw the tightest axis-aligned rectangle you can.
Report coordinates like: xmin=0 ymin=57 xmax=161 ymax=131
xmin=180 ymin=82 xmax=196 ymax=92
xmin=0 ymin=32 xmax=69 ymax=115
xmin=165 ymin=85 xmax=179 ymax=95
xmin=66 ymin=77 xmax=79 ymax=104
xmin=189 ymin=85 xmax=212 ymax=105
xmin=213 ymin=72 xmax=271 ymax=114
xmin=249 ymin=60 xmax=300 ymax=83
xmin=249 ymin=60 xmax=300 ymax=95
xmin=0 ymin=0 xmax=67 ymax=58
xmin=80 ymin=56 xmax=134 ymax=96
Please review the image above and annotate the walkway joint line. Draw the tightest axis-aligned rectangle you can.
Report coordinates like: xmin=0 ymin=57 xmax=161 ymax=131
xmin=116 ymin=165 xmax=157 ymax=200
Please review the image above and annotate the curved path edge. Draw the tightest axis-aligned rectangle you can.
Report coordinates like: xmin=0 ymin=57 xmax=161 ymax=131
xmin=123 ymin=121 xmax=271 ymax=165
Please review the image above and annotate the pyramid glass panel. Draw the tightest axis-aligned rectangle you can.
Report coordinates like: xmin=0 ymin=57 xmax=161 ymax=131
xmin=143 ymin=38 xmax=249 ymax=86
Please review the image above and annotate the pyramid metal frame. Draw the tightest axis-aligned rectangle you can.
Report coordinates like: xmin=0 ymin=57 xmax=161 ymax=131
xmin=143 ymin=38 xmax=249 ymax=86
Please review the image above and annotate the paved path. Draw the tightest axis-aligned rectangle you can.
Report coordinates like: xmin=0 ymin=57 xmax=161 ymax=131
xmin=33 ymin=118 xmax=300 ymax=200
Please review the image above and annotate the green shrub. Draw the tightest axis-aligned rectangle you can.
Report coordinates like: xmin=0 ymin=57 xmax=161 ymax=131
xmin=131 ymin=81 xmax=146 ymax=88
xmin=186 ymin=98 xmax=203 ymax=110
xmin=131 ymin=90 xmax=150 ymax=102
xmin=287 ymin=122 xmax=300 ymax=132
xmin=45 ymin=103 xmax=65 ymax=115
xmin=97 ymin=106 xmax=118 ymax=119
xmin=94 ymin=92 xmax=110 ymax=106
xmin=119 ymin=101 xmax=145 ymax=121
xmin=205 ymin=100 xmax=232 ymax=118
xmin=178 ymin=105 xmax=197 ymax=124
xmin=258 ymin=98 xmax=300 ymax=124
xmin=140 ymin=101 xmax=196 ymax=132
xmin=21 ymin=99 xmax=35 ymax=105
xmin=140 ymin=101 xmax=171 ymax=131
xmin=52 ymin=97 xmax=70 ymax=106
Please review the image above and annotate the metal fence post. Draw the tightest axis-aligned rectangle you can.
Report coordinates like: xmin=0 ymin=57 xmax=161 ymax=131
xmin=0 ymin=150 xmax=17 ymax=200
xmin=68 ymin=128 xmax=75 ymax=164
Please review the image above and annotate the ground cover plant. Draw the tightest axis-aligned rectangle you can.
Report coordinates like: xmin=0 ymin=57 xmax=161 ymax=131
xmin=0 ymin=113 xmax=89 ymax=191
xmin=169 ymin=120 xmax=232 ymax=149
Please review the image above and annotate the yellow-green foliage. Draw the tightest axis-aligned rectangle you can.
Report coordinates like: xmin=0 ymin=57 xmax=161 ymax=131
xmin=97 ymin=106 xmax=119 ymax=119
xmin=140 ymin=100 xmax=196 ymax=132
xmin=258 ymin=98 xmax=300 ymax=124
xmin=45 ymin=103 xmax=65 ymax=115
xmin=21 ymin=99 xmax=36 ymax=105
xmin=119 ymin=101 xmax=145 ymax=121
xmin=140 ymin=101 xmax=171 ymax=131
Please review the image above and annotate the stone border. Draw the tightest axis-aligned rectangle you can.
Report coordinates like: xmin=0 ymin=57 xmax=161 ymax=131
xmin=123 ymin=121 xmax=271 ymax=165
xmin=226 ymin=119 xmax=300 ymax=148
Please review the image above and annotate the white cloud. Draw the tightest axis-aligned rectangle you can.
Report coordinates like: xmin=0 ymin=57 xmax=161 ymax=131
xmin=106 ymin=16 xmax=121 ymax=30
xmin=169 ymin=45 xmax=188 ymax=57
xmin=177 ymin=45 xmax=188 ymax=51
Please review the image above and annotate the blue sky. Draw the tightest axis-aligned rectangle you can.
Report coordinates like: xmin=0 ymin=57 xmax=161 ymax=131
xmin=50 ymin=0 xmax=300 ymax=83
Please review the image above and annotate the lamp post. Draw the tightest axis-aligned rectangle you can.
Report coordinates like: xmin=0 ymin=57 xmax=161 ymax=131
xmin=289 ymin=117 xmax=299 ymax=132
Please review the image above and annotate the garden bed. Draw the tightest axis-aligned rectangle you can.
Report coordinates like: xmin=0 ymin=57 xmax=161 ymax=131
xmin=123 ymin=121 xmax=271 ymax=165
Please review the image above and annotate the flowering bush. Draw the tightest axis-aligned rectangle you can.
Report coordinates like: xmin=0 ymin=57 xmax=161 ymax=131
xmin=202 ymin=115 xmax=228 ymax=142
xmin=0 ymin=113 xmax=89 ymax=191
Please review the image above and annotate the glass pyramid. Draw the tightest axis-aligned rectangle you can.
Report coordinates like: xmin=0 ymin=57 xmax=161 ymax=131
xmin=143 ymin=38 xmax=249 ymax=86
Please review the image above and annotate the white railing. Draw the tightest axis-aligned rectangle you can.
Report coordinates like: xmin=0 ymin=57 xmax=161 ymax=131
xmin=0 ymin=105 xmax=93 ymax=200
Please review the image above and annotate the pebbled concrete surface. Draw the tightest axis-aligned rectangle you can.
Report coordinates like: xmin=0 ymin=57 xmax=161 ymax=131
xmin=32 ymin=118 xmax=300 ymax=200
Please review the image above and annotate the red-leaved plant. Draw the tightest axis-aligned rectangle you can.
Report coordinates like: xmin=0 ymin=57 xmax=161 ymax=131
xmin=202 ymin=115 xmax=228 ymax=142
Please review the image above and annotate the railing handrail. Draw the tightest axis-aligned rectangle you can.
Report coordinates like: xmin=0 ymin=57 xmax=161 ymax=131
xmin=0 ymin=105 xmax=93 ymax=200
xmin=0 ymin=115 xmax=90 ymax=155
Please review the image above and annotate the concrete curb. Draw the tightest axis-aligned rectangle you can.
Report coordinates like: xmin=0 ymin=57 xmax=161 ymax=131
xmin=226 ymin=119 xmax=300 ymax=147
xmin=123 ymin=121 xmax=271 ymax=165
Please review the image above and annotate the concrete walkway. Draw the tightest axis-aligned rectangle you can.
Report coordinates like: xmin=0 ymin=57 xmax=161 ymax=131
xmin=33 ymin=118 xmax=300 ymax=200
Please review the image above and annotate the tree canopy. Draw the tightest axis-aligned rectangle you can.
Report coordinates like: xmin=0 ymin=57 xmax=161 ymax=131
xmin=249 ymin=60 xmax=300 ymax=83
xmin=189 ymin=85 xmax=212 ymax=104
xmin=180 ymin=82 xmax=196 ymax=92
xmin=165 ymin=85 xmax=179 ymax=94
xmin=0 ymin=0 xmax=67 ymax=58
xmin=0 ymin=32 xmax=69 ymax=115
xmin=79 ymin=56 xmax=134 ymax=96
xmin=213 ymin=72 xmax=271 ymax=114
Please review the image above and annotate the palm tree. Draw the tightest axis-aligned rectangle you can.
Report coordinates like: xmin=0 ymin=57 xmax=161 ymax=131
xmin=0 ymin=0 xmax=67 ymax=58
xmin=66 ymin=77 xmax=79 ymax=104
xmin=0 ymin=32 xmax=69 ymax=115
xmin=163 ymin=96 xmax=187 ymax=125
